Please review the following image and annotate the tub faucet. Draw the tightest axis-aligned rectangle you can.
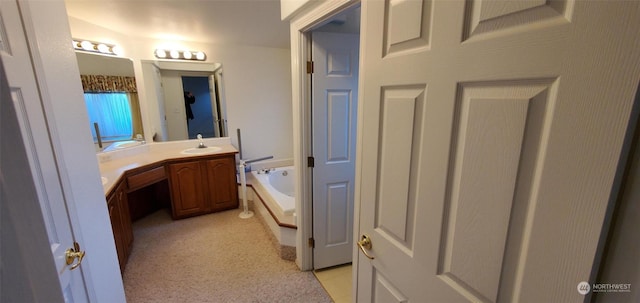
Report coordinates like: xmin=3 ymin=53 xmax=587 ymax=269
xmin=258 ymin=168 xmax=271 ymax=174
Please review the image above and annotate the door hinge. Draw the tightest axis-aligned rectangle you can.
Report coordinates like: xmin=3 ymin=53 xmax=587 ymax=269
xmin=308 ymin=237 xmax=315 ymax=248
xmin=307 ymin=156 xmax=315 ymax=168
xmin=306 ymin=61 xmax=314 ymax=74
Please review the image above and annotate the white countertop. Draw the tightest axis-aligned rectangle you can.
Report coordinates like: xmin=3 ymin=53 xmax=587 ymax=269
xmin=98 ymin=138 xmax=238 ymax=195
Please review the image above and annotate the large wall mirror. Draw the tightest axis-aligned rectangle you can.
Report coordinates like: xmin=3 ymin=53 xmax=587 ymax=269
xmin=141 ymin=60 xmax=228 ymax=142
xmin=76 ymin=53 xmax=229 ymax=152
xmin=76 ymin=52 xmax=144 ymax=152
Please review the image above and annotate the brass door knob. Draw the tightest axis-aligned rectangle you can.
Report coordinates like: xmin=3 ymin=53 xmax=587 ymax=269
xmin=357 ymin=234 xmax=374 ymax=260
xmin=65 ymin=242 xmax=85 ymax=270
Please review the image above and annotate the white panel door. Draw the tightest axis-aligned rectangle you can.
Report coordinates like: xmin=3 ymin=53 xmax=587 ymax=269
xmin=356 ymin=0 xmax=640 ymax=302
xmin=0 ymin=0 xmax=89 ymax=301
xmin=154 ymin=65 xmax=170 ymax=141
xmin=312 ymin=31 xmax=360 ymax=269
xmin=161 ymin=70 xmax=189 ymax=141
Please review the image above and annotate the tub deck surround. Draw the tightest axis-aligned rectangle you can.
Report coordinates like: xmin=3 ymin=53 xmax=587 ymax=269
xmin=253 ymin=197 xmax=297 ymax=261
xmin=98 ymin=137 xmax=238 ymax=195
xmin=245 ymin=169 xmax=297 ymax=261
xmin=251 ymin=169 xmax=295 ymax=216
xmin=247 ymin=169 xmax=296 ymax=227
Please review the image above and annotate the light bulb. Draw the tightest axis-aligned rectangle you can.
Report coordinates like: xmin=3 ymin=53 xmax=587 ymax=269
xmin=80 ymin=40 xmax=94 ymax=51
xmin=111 ymin=45 xmax=123 ymax=56
xmin=170 ymin=50 xmax=180 ymax=59
xmin=183 ymin=51 xmax=192 ymax=60
xmin=97 ymin=44 xmax=109 ymax=53
xmin=155 ymin=49 xmax=167 ymax=58
xmin=196 ymin=51 xmax=205 ymax=61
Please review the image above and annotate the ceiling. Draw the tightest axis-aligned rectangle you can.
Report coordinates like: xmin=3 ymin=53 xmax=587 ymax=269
xmin=64 ymin=0 xmax=291 ymax=49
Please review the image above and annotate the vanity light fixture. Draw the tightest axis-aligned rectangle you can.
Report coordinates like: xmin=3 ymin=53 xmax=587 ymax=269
xmin=154 ymin=48 xmax=206 ymax=61
xmin=155 ymin=49 xmax=167 ymax=58
xmin=73 ymin=39 xmax=121 ymax=56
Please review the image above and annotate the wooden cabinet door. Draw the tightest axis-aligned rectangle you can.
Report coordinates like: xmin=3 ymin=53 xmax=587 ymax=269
xmin=117 ymin=183 xmax=133 ymax=260
xmin=108 ymin=182 xmax=134 ymax=273
xmin=205 ymin=156 xmax=238 ymax=212
xmin=107 ymin=191 xmax=126 ymax=272
xmin=169 ymin=161 xmax=209 ymax=219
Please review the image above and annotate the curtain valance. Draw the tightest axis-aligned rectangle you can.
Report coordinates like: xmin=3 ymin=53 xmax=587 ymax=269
xmin=80 ymin=75 xmax=137 ymax=93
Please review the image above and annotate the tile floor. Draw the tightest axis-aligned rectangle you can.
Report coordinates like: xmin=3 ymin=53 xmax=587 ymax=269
xmin=314 ymin=264 xmax=352 ymax=303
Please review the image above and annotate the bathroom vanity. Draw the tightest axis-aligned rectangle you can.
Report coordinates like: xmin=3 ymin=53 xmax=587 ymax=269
xmin=99 ymin=142 xmax=239 ymax=271
xmin=168 ymin=156 xmax=238 ymax=219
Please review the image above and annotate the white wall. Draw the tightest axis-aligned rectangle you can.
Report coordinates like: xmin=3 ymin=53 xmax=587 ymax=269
xmin=68 ymin=17 xmax=294 ymax=162
xmin=141 ymin=62 xmax=168 ymax=141
xmin=281 ymin=0 xmax=315 ymax=20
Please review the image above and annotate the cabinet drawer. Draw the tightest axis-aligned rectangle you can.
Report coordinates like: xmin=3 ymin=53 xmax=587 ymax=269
xmin=127 ymin=166 xmax=166 ymax=191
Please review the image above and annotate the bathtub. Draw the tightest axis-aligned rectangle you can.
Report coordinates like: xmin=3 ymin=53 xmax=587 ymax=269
xmin=251 ymin=168 xmax=295 ymax=216
xmin=247 ymin=166 xmax=297 ymax=261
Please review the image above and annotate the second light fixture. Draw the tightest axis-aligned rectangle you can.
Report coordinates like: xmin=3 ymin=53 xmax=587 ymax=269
xmin=155 ymin=49 xmax=206 ymax=61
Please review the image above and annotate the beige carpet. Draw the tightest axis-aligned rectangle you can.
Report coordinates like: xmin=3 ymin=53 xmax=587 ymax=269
xmin=123 ymin=209 xmax=332 ymax=303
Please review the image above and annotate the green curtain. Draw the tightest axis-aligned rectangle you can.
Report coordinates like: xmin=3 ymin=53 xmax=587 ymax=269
xmin=80 ymin=75 xmax=137 ymax=93
xmin=80 ymin=74 xmax=144 ymax=140
xmin=128 ymin=92 xmax=144 ymax=137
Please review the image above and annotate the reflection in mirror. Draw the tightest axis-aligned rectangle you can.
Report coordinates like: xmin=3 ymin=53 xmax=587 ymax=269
xmin=141 ymin=60 xmax=228 ymax=142
xmin=76 ymin=52 xmax=144 ymax=152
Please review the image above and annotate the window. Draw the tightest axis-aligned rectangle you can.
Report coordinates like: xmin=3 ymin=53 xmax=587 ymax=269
xmin=84 ymin=92 xmax=133 ymax=142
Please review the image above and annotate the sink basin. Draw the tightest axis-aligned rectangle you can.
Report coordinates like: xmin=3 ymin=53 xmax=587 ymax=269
xmin=101 ymin=177 xmax=108 ymax=185
xmin=103 ymin=140 xmax=143 ymax=152
xmin=180 ymin=146 xmax=222 ymax=155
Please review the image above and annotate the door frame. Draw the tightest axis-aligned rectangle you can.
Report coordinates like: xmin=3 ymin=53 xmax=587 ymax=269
xmin=588 ymin=83 xmax=640 ymax=302
xmin=288 ymin=0 xmax=361 ymax=272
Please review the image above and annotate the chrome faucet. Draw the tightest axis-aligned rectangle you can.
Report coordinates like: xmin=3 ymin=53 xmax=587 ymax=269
xmin=134 ymin=134 xmax=146 ymax=144
xmin=197 ymin=134 xmax=207 ymax=148
xmin=258 ymin=167 xmax=275 ymax=174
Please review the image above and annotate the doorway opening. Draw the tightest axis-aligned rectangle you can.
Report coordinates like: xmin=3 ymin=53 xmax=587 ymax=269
xmin=307 ymin=4 xmax=361 ymax=270
xmin=182 ymin=76 xmax=223 ymax=139
xmin=161 ymin=72 xmax=226 ymax=141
